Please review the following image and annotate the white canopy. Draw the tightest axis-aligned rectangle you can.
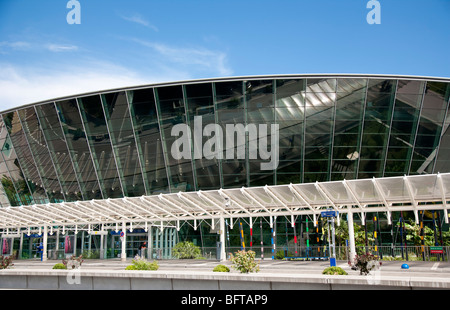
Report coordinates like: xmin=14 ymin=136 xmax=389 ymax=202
xmin=1 ymin=172 xmax=449 ymax=232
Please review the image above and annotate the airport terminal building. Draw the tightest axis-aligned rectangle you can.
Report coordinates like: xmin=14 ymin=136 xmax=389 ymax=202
xmin=0 ymin=74 xmax=449 ymax=262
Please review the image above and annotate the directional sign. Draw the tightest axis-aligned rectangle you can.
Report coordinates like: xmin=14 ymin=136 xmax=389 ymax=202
xmin=321 ymin=210 xmax=339 ymax=218
xmin=430 ymin=246 xmax=444 ymax=254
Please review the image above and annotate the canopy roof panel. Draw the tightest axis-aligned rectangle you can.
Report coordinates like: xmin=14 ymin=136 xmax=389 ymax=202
xmin=1 ymin=172 xmax=450 ymax=231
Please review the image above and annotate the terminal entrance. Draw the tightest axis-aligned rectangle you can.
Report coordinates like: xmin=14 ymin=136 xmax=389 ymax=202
xmin=2 ymin=226 xmax=179 ymax=261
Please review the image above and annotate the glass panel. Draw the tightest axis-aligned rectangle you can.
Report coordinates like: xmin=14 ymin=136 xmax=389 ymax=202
xmin=275 ymin=79 xmax=305 ymax=183
xmin=384 ymin=82 xmax=424 ymax=175
xmin=128 ymin=88 xmax=169 ymax=194
xmin=78 ymin=95 xmax=123 ymax=198
xmin=245 ymin=80 xmax=276 ymax=186
xmin=184 ymin=83 xmax=220 ymax=190
xmin=214 ymin=81 xmax=246 ymax=188
xmin=156 ymin=85 xmax=195 ymax=192
xmin=333 ymin=79 xmax=367 ymax=178
xmin=55 ymin=99 xmax=102 ymax=200
xmin=412 ymin=82 xmax=450 ymax=174
xmin=358 ymin=79 xmax=396 ymax=178
xmin=102 ymin=91 xmax=146 ymax=197
xmin=35 ymin=103 xmax=82 ymax=202
xmin=303 ymin=78 xmax=336 ymax=179
xmin=2 ymin=111 xmax=48 ymax=205
xmin=0 ymin=119 xmax=27 ymax=206
xmin=396 ymin=80 xmax=426 ymax=95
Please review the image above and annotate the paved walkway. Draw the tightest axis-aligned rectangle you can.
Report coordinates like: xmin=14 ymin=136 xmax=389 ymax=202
xmin=10 ymin=258 xmax=450 ymax=278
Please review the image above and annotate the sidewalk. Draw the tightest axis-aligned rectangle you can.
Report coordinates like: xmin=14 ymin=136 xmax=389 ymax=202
xmin=2 ymin=258 xmax=450 ymax=290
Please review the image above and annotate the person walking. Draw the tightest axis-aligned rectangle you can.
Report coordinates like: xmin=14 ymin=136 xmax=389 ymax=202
xmin=138 ymin=241 xmax=147 ymax=258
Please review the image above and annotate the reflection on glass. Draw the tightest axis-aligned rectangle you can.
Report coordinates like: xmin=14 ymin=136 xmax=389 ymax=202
xmin=2 ymin=111 xmax=48 ymax=204
xmin=156 ymin=85 xmax=195 ymax=192
xmin=55 ymin=99 xmax=102 ymax=200
xmin=0 ymin=77 xmax=447 ymax=207
xmin=78 ymin=95 xmax=123 ymax=198
xmin=0 ymin=119 xmax=27 ymax=206
xmin=275 ymin=79 xmax=305 ymax=184
xmin=358 ymin=79 xmax=396 ymax=178
xmin=214 ymin=81 xmax=245 ymax=188
xmin=102 ymin=91 xmax=146 ymax=197
xmin=35 ymin=104 xmax=82 ymax=202
xmin=128 ymin=88 xmax=169 ymax=194
xmin=185 ymin=83 xmax=220 ymax=190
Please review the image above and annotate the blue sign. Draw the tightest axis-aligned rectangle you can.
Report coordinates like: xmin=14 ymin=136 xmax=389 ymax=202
xmin=321 ymin=210 xmax=339 ymax=218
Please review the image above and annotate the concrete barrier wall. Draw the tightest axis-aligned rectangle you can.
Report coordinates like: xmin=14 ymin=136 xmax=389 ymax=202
xmin=1 ymin=269 xmax=449 ymax=290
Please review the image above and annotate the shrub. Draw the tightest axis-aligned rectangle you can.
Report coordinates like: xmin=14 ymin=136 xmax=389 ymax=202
xmin=213 ymin=264 xmax=230 ymax=272
xmin=354 ymin=253 xmax=381 ymax=275
xmin=322 ymin=266 xmax=348 ymax=275
xmin=172 ymin=241 xmax=203 ymax=259
xmin=81 ymin=250 xmax=100 ymax=259
xmin=275 ymin=250 xmax=285 ymax=260
xmin=126 ymin=257 xmax=159 ymax=271
xmin=52 ymin=263 xmax=67 ymax=270
xmin=230 ymin=250 xmax=259 ymax=274
xmin=62 ymin=255 xmax=84 ymax=269
xmin=0 ymin=256 xmax=14 ymax=270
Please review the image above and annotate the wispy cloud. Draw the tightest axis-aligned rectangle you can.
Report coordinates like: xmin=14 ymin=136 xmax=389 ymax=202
xmin=129 ymin=38 xmax=233 ymax=77
xmin=0 ymin=41 xmax=31 ymax=51
xmin=45 ymin=44 xmax=78 ymax=52
xmin=0 ymin=41 xmax=78 ymax=53
xmin=0 ymin=60 xmax=190 ymax=111
xmin=120 ymin=14 xmax=159 ymax=32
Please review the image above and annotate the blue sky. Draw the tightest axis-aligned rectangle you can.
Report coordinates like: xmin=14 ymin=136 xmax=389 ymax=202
xmin=0 ymin=0 xmax=449 ymax=111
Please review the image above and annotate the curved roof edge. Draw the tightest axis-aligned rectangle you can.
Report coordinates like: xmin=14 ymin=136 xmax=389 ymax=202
xmin=3 ymin=73 xmax=450 ymax=114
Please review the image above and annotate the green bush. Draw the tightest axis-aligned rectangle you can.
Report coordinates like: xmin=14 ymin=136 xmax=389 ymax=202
xmin=125 ymin=257 xmax=159 ymax=271
xmin=172 ymin=241 xmax=203 ymax=259
xmin=213 ymin=264 xmax=230 ymax=272
xmin=81 ymin=250 xmax=100 ymax=259
xmin=275 ymin=250 xmax=285 ymax=260
xmin=230 ymin=250 xmax=259 ymax=274
xmin=322 ymin=266 xmax=348 ymax=275
xmin=52 ymin=263 xmax=68 ymax=270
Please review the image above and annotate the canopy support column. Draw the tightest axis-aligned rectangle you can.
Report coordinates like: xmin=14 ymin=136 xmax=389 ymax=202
xmin=42 ymin=226 xmax=48 ymax=262
xmin=121 ymin=222 xmax=126 ymax=262
xmin=219 ymin=215 xmax=226 ymax=262
xmin=347 ymin=211 xmax=356 ymax=265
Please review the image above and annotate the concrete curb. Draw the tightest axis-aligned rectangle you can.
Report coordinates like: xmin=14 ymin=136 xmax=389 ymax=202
xmin=1 ymin=268 xmax=450 ymax=290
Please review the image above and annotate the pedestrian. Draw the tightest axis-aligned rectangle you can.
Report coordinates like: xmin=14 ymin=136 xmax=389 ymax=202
xmin=138 ymin=241 xmax=147 ymax=258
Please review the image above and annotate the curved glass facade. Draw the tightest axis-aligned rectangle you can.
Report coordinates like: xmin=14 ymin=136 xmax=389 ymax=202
xmin=0 ymin=75 xmax=449 ymax=207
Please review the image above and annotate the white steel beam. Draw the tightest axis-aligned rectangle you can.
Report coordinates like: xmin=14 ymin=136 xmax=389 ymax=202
xmin=240 ymin=187 xmax=273 ymax=215
xmin=403 ymin=175 xmax=419 ymax=224
xmin=218 ymin=189 xmax=252 ymax=216
xmin=197 ymin=191 xmax=232 ymax=217
xmin=122 ymin=197 xmax=163 ymax=221
xmin=288 ymin=183 xmax=316 ymax=214
xmin=437 ymin=173 xmax=449 ymax=224
xmin=371 ymin=177 xmax=393 ymax=225
xmin=158 ymin=194 xmax=195 ymax=218
xmin=264 ymin=185 xmax=294 ymax=215
xmin=140 ymin=196 xmax=178 ymax=219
